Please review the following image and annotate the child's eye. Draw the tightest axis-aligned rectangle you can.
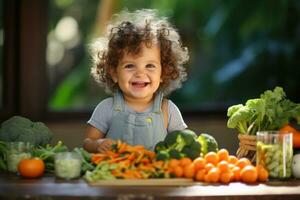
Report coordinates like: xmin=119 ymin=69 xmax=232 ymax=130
xmin=146 ymin=64 xmax=156 ymax=69
xmin=124 ymin=64 xmax=134 ymax=69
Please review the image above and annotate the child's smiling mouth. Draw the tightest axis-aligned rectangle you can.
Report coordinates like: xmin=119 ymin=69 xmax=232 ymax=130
xmin=131 ymin=81 xmax=150 ymax=88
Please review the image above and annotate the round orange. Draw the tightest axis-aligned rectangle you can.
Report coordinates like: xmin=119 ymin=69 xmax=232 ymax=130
xmin=217 ymin=160 xmax=229 ymax=172
xmin=204 ymin=152 xmax=219 ymax=165
xmin=220 ymin=171 xmax=233 ymax=184
xmin=183 ymin=163 xmax=196 ymax=178
xmin=217 ymin=149 xmax=229 ymax=161
xmin=240 ymin=165 xmax=258 ymax=183
xmin=236 ymin=158 xmax=251 ymax=169
xmin=168 ymin=159 xmax=180 ymax=168
xmin=206 ymin=167 xmax=220 ymax=183
xmin=195 ymin=169 xmax=206 ymax=181
xmin=228 ymin=155 xmax=238 ymax=164
xmin=256 ymin=165 xmax=269 ymax=182
xmin=172 ymin=165 xmax=184 ymax=177
xmin=232 ymin=166 xmax=241 ymax=181
xmin=193 ymin=157 xmax=206 ymax=171
xmin=179 ymin=157 xmax=192 ymax=167
xmin=204 ymin=163 xmax=215 ymax=173
xmin=18 ymin=158 xmax=45 ymax=178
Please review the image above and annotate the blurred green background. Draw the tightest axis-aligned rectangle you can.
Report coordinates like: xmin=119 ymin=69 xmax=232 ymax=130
xmin=46 ymin=0 xmax=300 ymax=112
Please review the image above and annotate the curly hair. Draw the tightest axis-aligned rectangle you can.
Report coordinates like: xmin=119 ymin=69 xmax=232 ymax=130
xmin=90 ymin=9 xmax=189 ymax=95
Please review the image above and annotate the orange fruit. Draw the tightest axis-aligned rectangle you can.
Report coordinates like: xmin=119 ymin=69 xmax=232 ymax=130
xmin=18 ymin=158 xmax=45 ymax=178
xmin=232 ymin=166 xmax=241 ymax=181
xmin=217 ymin=160 xmax=229 ymax=172
xmin=204 ymin=163 xmax=215 ymax=173
xmin=206 ymin=167 xmax=220 ymax=183
xmin=240 ymin=165 xmax=258 ymax=183
xmin=228 ymin=155 xmax=238 ymax=164
xmin=204 ymin=152 xmax=219 ymax=165
xmin=183 ymin=163 xmax=196 ymax=178
xmin=172 ymin=165 xmax=184 ymax=177
xmin=220 ymin=171 xmax=233 ymax=184
xmin=179 ymin=157 xmax=192 ymax=167
xmin=228 ymin=163 xmax=236 ymax=170
xmin=236 ymin=158 xmax=251 ymax=169
xmin=193 ymin=157 xmax=206 ymax=171
xmin=195 ymin=169 xmax=206 ymax=181
xmin=168 ymin=159 xmax=180 ymax=168
xmin=256 ymin=165 xmax=269 ymax=182
xmin=217 ymin=149 xmax=229 ymax=161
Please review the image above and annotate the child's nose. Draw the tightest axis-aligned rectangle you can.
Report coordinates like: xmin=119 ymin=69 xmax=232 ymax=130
xmin=135 ymin=66 xmax=146 ymax=76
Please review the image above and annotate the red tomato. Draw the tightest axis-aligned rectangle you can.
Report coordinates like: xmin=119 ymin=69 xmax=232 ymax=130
xmin=18 ymin=158 xmax=45 ymax=178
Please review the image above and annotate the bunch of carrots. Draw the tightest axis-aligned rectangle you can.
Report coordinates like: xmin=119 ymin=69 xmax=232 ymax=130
xmin=168 ymin=148 xmax=269 ymax=184
xmin=90 ymin=140 xmax=171 ymax=179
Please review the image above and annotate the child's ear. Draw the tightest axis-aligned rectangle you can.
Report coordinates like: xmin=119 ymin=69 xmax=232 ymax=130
xmin=109 ymin=68 xmax=118 ymax=83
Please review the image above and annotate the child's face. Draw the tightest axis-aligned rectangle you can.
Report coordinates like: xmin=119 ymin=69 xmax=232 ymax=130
xmin=111 ymin=43 xmax=162 ymax=102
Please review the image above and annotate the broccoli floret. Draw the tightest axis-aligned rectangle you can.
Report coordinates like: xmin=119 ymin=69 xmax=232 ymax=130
xmin=155 ymin=129 xmax=201 ymax=160
xmin=169 ymin=149 xmax=183 ymax=159
xmin=164 ymin=131 xmax=181 ymax=146
xmin=180 ymin=129 xmax=198 ymax=145
xmin=154 ymin=141 xmax=167 ymax=153
xmin=181 ymin=140 xmax=201 ymax=160
xmin=1 ymin=116 xmax=32 ymax=127
xmin=182 ymin=147 xmax=199 ymax=160
xmin=0 ymin=116 xmax=53 ymax=146
xmin=156 ymin=150 xmax=170 ymax=161
xmin=32 ymin=122 xmax=53 ymax=146
xmin=197 ymin=133 xmax=219 ymax=155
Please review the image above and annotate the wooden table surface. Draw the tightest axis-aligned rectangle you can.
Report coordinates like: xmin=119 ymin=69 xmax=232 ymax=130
xmin=1 ymin=172 xmax=300 ymax=200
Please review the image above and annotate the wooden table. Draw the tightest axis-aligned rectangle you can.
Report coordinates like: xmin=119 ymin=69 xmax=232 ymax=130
xmin=1 ymin=172 xmax=300 ymax=200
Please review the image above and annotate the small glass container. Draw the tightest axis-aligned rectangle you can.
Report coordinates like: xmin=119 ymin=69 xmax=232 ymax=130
xmin=7 ymin=142 xmax=32 ymax=173
xmin=256 ymin=131 xmax=293 ymax=179
xmin=54 ymin=152 xmax=82 ymax=179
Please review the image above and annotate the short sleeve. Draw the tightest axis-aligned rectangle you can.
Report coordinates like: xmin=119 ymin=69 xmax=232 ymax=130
xmin=87 ymin=98 xmax=113 ymax=134
xmin=167 ymin=100 xmax=188 ymax=132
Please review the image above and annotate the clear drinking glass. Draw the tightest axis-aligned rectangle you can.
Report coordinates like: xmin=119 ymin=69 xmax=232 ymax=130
xmin=256 ymin=131 xmax=293 ymax=179
xmin=7 ymin=142 xmax=32 ymax=173
xmin=54 ymin=152 xmax=82 ymax=179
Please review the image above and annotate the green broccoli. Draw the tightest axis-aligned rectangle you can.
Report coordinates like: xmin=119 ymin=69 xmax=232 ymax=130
xmin=169 ymin=149 xmax=183 ymax=159
xmin=0 ymin=116 xmax=53 ymax=146
xmin=155 ymin=129 xmax=201 ymax=160
xmin=154 ymin=141 xmax=167 ymax=153
xmin=197 ymin=133 xmax=219 ymax=156
xmin=164 ymin=131 xmax=181 ymax=146
xmin=156 ymin=150 xmax=170 ymax=161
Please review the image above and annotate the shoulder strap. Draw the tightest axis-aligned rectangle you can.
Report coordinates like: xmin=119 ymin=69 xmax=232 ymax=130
xmin=161 ymin=99 xmax=169 ymax=129
xmin=152 ymin=90 xmax=164 ymax=114
xmin=113 ymin=90 xmax=125 ymax=112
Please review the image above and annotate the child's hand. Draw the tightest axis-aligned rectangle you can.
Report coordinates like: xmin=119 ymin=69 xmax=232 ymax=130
xmin=96 ymin=138 xmax=115 ymax=153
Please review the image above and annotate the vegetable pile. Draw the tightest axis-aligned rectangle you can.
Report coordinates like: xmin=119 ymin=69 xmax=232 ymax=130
xmin=85 ymin=140 xmax=171 ymax=182
xmin=227 ymin=86 xmax=300 ymax=135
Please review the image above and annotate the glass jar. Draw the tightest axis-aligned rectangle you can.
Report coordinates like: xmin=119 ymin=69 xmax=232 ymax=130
xmin=7 ymin=142 xmax=32 ymax=173
xmin=54 ymin=152 xmax=82 ymax=179
xmin=256 ymin=131 xmax=293 ymax=179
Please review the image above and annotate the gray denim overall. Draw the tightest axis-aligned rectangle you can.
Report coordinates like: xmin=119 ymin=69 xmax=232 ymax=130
xmin=106 ymin=91 xmax=167 ymax=150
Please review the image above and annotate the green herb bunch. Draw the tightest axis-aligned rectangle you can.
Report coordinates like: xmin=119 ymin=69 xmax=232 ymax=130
xmin=227 ymin=87 xmax=300 ymax=135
